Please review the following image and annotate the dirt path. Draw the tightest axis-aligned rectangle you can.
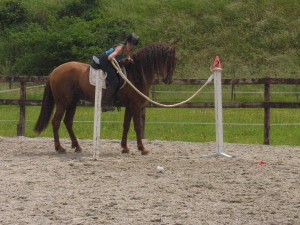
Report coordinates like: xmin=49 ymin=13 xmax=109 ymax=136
xmin=0 ymin=136 xmax=299 ymax=225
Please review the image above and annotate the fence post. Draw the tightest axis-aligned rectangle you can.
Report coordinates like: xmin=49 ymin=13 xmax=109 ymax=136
xmin=141 ymin=108 xmax=146 ymax=139
xmin=151 ymin=84 xmax=157 ymax=101
xmin=296 ymin=84 xmax=299 ymax=102
xmin=17 ymin=79 xmax=26 ymax=136
xmin=264 ymin=80 xmax=271 ymax=145
xmin=231 ymin=67 xmax=236 ymax=101
xmin=9 ymin=77 xmax=14 ymax=89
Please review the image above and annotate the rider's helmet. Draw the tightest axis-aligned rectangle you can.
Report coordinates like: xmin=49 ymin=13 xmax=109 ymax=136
xmin=126 ymin=33 xmax=140 ymax=46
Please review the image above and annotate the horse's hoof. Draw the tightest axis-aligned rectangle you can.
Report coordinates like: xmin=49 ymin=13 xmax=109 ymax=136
xmin=122 ymin=148 xmax=129 ymax=154
xmin=141 ymin=150 xmax=149 ymax=155
xmin=74 ymin=146 xmax=82 ymax=153
xmin=56 ymin=147 xmax=66 ymax=154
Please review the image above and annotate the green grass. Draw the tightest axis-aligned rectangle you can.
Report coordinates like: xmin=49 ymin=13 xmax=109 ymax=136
xmin=1 ymin=105 xmax=300 ymax=146
xmin=1 ymin=82 xmax=300 ymax=145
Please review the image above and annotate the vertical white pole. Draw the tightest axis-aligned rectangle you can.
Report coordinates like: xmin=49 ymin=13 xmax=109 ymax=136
xmin=206 ymin=56 xmax=237 ymax=158
xmin=93 ymin=71 xmax=103 ymax=160
xmin=213 ymin=67 xmax=224 ymax=154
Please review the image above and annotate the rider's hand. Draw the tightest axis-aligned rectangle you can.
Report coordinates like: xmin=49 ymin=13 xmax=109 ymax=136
xmin=127 ymin=56 xmax=134 ymax=63
xmin=119 ymin=57 xmax=134 ymax=66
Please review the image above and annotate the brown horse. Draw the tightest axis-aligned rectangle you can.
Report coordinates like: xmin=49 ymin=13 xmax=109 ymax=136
xmin=34 ymin=43 xmax=176 ymax=155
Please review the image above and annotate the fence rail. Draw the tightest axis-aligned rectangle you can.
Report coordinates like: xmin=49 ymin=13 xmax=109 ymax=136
xmin=1 ymin=76 xmax=300 ymax=144
xmin=2 ymin=76 xmax=300 ymax=84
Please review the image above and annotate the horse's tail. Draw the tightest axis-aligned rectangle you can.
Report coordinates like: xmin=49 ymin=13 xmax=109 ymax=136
xmin=34 ymin=79 xmax=54 ymax=134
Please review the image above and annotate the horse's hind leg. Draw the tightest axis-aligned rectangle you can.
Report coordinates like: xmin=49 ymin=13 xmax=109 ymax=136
xmin=121 ymin=107 xmax=132 ymax=153
xmin=52 ymin=104 xmax=66 ymax=153
xmin=64 ymin=103 xmax=82 ymax=153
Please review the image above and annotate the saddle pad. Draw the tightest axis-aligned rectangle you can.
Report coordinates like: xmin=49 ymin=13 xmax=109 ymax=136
xmin=89 ymin=66 xmax=107 ymax=88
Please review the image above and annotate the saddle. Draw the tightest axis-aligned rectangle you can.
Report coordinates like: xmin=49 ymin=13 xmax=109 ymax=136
xmin=90 ymin=56 xmax=127 ymax=89
xmin=91 ymin=56 xmax=101 ymax=70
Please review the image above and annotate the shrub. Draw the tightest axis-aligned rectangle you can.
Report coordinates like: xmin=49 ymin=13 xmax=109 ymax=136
xmin=0 ymin=1 xmax=27 ymax=29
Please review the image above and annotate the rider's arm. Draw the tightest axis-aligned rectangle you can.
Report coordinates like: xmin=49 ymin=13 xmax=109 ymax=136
xmin=107 ymin=45 xmax=123 ymax=61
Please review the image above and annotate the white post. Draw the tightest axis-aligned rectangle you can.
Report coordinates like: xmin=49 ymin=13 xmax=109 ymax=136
xmin=214 ymin=66 xmax=225 ymax=154
xmin=93 ymin=71 xmax=103 ymax=160
xmin=206 ymin=56 xmax=237 ymax=158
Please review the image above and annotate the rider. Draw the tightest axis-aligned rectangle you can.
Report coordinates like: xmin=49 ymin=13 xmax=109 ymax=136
xmin=99 ymin=33 xmax=140 ymax=112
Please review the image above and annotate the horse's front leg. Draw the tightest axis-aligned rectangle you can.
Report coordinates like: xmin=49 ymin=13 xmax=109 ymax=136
xmin=121 ymin=107 xmax=132 ymax=153
xmin=132 ymin=108 xmax=148 ymax=155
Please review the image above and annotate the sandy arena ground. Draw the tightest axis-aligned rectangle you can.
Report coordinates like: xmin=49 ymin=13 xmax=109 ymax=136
xmin=0 ymin=136 xmax=299 ymax=225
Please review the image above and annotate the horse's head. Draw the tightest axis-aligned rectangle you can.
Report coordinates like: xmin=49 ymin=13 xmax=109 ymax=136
xmin=162 ymin=52 xmax=176 ymax=84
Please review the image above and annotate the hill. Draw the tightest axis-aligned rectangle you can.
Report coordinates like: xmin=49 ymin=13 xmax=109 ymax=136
xmin=0 ymin=0 xmax=299 ymax=78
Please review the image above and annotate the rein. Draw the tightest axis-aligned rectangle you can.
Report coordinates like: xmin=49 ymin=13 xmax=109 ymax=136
xmin=112 ymin=58 xmax=214 ymax=108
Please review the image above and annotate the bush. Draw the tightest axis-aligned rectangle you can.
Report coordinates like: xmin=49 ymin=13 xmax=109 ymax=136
xmin=57 ymin=0 xmax=98 ymax=20
xmin=0 ymin=0 xmax=299 ymax=77
xmin=2 ymin=14 xmax=134 ymax=75
xmin=0 ymin=1 xmax=27 ymax=29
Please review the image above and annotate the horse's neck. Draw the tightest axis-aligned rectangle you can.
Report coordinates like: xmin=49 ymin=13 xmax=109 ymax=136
xmin=126 ymin=68 xmax=153 ymax=94
xmin=125 ymin=59 xmax=161 ymax=94
xmin=145 ymin=72 xmax=155 ymax=86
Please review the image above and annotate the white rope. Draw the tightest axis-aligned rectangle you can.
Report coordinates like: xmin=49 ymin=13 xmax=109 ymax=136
xmin=111 ymin=58 xmax=214 ymax=107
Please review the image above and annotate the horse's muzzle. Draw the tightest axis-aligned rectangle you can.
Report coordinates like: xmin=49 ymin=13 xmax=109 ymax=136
xmin=162 ymin=73 xmax=172 ymax=84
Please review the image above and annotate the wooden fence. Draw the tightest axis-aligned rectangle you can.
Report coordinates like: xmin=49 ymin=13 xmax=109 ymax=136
xmin=1 ymin=76 xmax=300 ymax=144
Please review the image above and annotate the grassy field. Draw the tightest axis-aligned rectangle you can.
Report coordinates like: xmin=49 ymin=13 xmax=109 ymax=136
xmin=1 ymin=82 xmax=300 ymax=146
xmin=1 ymin=106 xmax=300 ymax=146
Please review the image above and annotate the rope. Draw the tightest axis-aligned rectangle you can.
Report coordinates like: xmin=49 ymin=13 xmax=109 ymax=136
xmin=111 ymin=58 xmax=214 ymax=108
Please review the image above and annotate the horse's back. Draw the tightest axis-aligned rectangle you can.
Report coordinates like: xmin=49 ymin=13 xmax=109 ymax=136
xmin=50 ymin=62 xmax=88 ymax=81
xmin=49 ymin=62 xmax=91 ymax=103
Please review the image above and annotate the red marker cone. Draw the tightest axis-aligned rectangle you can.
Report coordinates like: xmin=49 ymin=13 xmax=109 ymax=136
xmin=212 ymin=56 xmax=222 ymax=69
xmin=259 ymin=160 xmax=265 ymax=165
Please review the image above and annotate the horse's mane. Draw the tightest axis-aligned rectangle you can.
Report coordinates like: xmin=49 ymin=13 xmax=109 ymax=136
xmin=129 ymin=44 xmax=176 ymax=84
